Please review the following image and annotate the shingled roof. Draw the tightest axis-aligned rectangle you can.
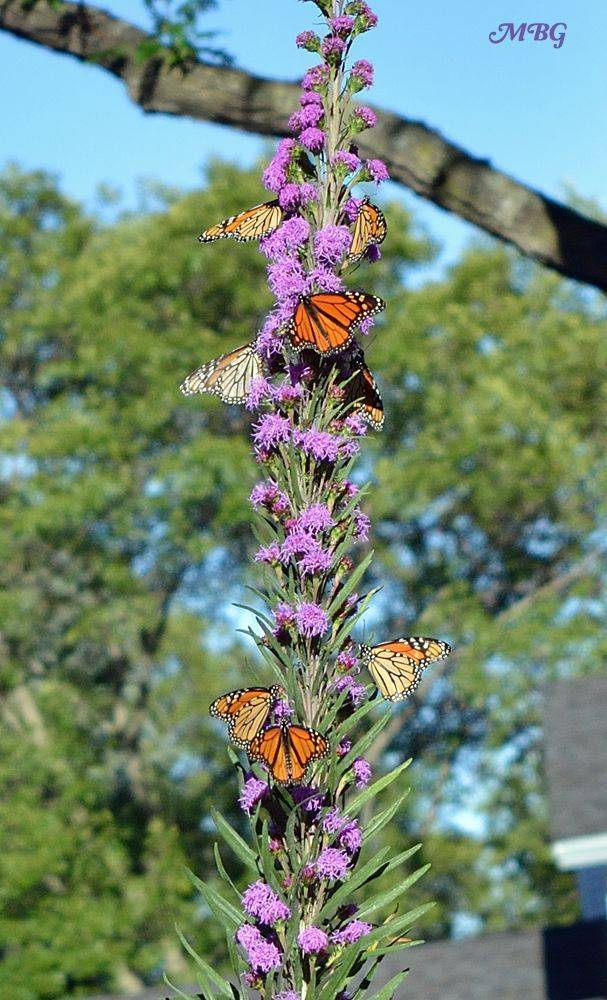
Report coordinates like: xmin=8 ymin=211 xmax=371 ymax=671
xmin=543 ymin=674 xmax=607 ymax=842
xmin=84 ymin=920 xmax=607 ymax=999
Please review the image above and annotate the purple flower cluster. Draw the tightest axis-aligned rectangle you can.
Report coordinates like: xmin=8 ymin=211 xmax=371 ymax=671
xmin=252 ymin=413 xmax=291 ymax=455
xmin=296 ymin=602 xmax=330 ymax=637
xmin=350 ymin=58 xmax=374 ymax=89
xmin=239 ymin=776 xmax=268 ymax=815
xmin=236 ymin=923 xmax=281 ymax=973
xmin=293 ymin=427 xmax=341 ymax=463
xmin=314 ymin=225 xmax=352 ymax=265
xmin=250 ymin=479 xmax=290 ymax=515
xmin=242 ymin=880 xmax=291 ymax=925
xmin=333 ymin=673 xmax=367 ymax=706
xmin=332 ymin=920 xmax=372 ymax=946
xmin=332 ymin=150 xmax=361 ymax=175
xmin=298 ymin=925 xmax=329 ymax=954
xmin=316 ymin=847 xmax=351 ymax=882
xmin=322 ymin=807 xmax=362 ymax=854
xmin=353 ymin=757 xmax=372 ymax=787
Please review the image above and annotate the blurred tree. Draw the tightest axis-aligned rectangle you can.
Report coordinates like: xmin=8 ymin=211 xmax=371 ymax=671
xmin=0 ymin=162 xmax=606 ymax=997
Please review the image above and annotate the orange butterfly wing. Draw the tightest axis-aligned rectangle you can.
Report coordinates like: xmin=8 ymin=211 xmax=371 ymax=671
xmin=249 ymin=724 xmax=328 ymax=784
xmin=361 ymin=637 xmax=451 ymax=702
xmin=180 ymin=342 xmax=264 ymax=404
xmin=199 ymin=200 xmax=283 ymax=243
xmin=374 ymin=637 xmax=451 ymax=667
xmin=289 ymin=292 xmax=385 ymax=355
xmin=209 ymin=686 xmax=283 ymax=748
xmin=347 ymin=198 xmax=387 ymax=263
xmin=340 ymin=353 xmax=384 ymax=430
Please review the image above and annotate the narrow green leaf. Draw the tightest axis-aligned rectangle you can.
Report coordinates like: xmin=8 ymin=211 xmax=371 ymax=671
xmin=175 ymin=925 xmax=234 ymax=997
xmin=211 ymin=808 xmax=258 ymax=871
xmin=368 ymin=969 xmax=409 ymax=998
xmin=364 ymin=790 xmax=410 ymax=841
xmin=362 ymin=902 xmax=434 ymax=949
xmin=356 ymin=863 xmax=430 ymax=920
xmin=186 ymin=870 xmax=242 ymax=931
xmin=163 ymin=973 xmax=200 ymax=1000
xmin=348 ymin=759 xmax=412 ymax=816
xmin=327 ymin=550 xmax=373 ymax=617
xmin=318 ymin=846 xmax=391 ymax=920
xmin=213 ymin=842 xmax=240 ymax=895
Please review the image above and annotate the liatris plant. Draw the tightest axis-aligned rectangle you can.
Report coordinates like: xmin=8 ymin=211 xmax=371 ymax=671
xmin=175 ymin=2 xmax=451 ymax=997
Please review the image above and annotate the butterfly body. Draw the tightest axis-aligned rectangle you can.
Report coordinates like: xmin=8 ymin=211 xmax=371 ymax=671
xmin=360 ymin=636 xmax=451 ymax=702
xmin=180 ymin=342 xmax=264 ymax=404
xmin=199 ymin=200 xmax=284 ymax=243
xmin=248 ymin=722 xmax=328 ymax=784
xmin=288 ymin=291 xmax=385 ymax=356
xmin=347 ymin=197 xmax=387 ymax=263
xmin=210 ymin=685 xmax=284 ymax=748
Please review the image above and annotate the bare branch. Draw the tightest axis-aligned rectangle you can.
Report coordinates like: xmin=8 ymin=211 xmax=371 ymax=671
xmin=2 ymin=1 xmax=607 ymax=291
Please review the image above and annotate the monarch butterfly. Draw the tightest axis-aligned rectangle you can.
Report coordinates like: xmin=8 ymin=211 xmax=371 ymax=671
xmin=360 ymin=636 xmax=451 ymax=702
xmin=209 ymin=686 xmax=285 ymax=748
xmin=248 ymin=722 xmax=329 ymax=784
xmin=288 ymin=291 xmax=385 ymax=356
xmin=180 ymin=342 xmax=264 ymax=404
xmin=198 ymin=200 xmax=284 ymax=243
xmin=347 ymin=197 xmax=387 ymax=263
xmin=339 ymin=351 xmax=384 ymax=430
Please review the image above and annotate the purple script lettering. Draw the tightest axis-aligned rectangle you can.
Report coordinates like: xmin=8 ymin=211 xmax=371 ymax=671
xmin=527 ymin=22 xmax=550 ymax=41
xmin=489 ymin=22 xmax=527 ymax=44
xmin=550 ymin=22 xmax=567 ymax=48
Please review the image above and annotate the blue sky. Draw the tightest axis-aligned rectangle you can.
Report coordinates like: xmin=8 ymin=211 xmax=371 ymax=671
xmin=1 ymin=0 xmax=605 ymax=272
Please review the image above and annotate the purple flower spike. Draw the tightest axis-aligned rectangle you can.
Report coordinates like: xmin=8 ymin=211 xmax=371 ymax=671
xmin=295 ymin=502 xmax=336 ymax=533
xmin=246 ymin=377 xmax=272 ymax=411
xmin=340 ymin=820 xmax=363 ymax=854
xmin=331 ymin=920 xmax=372 ymax=946
xmin=353 ymin=106 xmax=378 ymax=130
xmin=276 ymin=992 xmax=301 ymax=1000
xmin=333 ymin=674 xmax=367 ymax=706
xmin=302 ymin=63 xmax=329 ymax=91
xmin=299 ymin=127 xmax=327 ymax=152
xmin=314 ymin=225 xmax=352 ymax=265
xmin=296 ymin=29 xmax=320 ymax=51
xmin=316 ymin=847 xmax=350 ymax=882
xmin=350 ymin=59 xmax=374 ymax=89
xmin=239 ymin=777 xmax=268 ymax=816
xmin=353 ymin=757 xmax=372 ymax=788
xmin=293 ymin=428 xmax=340 ymax=463
xmin=236 ymin=924 xmax=282 ymax=973
xmin=278 ymin=182 xmax=318 ymax=211
xmin=342 ymin=196 xmax=363 ymax=222
xmin=242 ymin=880 xmax=291 ymax=925
xmin=364 ymin=157 xmax=390 ymax=183
xmin=254 ymin=542 xmax=281 ymax=564
xmin=273 ymin=602 xmax=295 ymax=628
xmin=263 ymin=138 xmax=297 ymax=191
xmin=274 ymin=699 xmax=293 ymax=719
xmin=296 ymin=602 xmax=330 ymax=638
xmin=331 ymin=14 xmax=355 ymax=35
xmin=298 ymin=926 xmax=329 ymax=954
xmin=252 ymin=413 xmax=291 ymax=452
xmin=322 ymin=35 xmax=347 ymax=61
xmin=332 ymin=150 xmax=361 ymax=174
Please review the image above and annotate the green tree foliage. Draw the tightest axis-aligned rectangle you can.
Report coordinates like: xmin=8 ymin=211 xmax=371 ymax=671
xmin=1 ymin=162 xmax=605 ymax=996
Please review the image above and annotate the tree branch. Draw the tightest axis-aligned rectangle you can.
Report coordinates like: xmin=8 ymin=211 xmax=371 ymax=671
xmin=2 ymin=1 xmax=607 ymax=291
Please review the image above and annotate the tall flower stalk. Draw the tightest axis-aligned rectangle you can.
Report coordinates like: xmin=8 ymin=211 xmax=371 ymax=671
xmin=175 ymin=2 xmax=443 ymax=997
